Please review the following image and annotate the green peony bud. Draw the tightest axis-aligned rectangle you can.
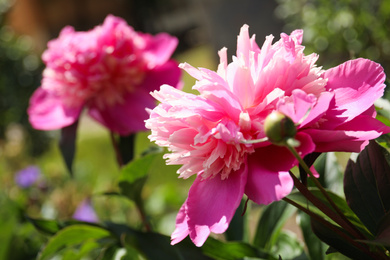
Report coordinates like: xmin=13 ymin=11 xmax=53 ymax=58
xmin=264 ymin=111 xmax=297 ymax=145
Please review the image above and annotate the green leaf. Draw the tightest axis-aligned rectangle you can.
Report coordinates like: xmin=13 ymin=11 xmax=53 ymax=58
xmin=59 ymin=120 xmax=78 ymax=175
xmin=26 ymin=217 xmax=63 ymax=235
xmin=202 ymin=237 xmax=276 ymax=260
xmin=311 ymin=218 xmax=373 ymax=260
xmin=344 ymin=140 xmax=390 ymax=235
xmin=106 ymin=222 xmax=211 ymax=260
xmin=99 ymin=245 xmax=122 ymax=260
xmin=61 ymin=240 xmax=101 ymax=260
xmin=375 ymin=97 xmax=390 ymax=120
xmin=359 ymin=212 xmax=390 ymax=247
xmin=0 ymin=196 xmax=18 ymax=260
xmin=287 ymin=188 xmax=370 ymax=237
xmin=376 ymin=134 xmax=390 ymax=149
xmin=38 ymin=224 xmax=112 ymax=260
xmin=225 ymin=199 xmax=245 ymax=241
xmin=253 ymin=200 xmax=296 ymax=249
xmin=297 ymin=212 xmax=325 ymax=260
xmin=118 ymin=152 xmax=161 ymax=203
xmin=271 ymin=231 xmax=305 ymax=260
xmin=314 ymin=153 xmax=344 ymax=195
xmin=373 ymin=213 xmax=390 ymax=247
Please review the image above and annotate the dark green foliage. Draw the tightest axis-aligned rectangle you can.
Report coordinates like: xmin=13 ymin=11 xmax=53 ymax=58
xmin=253 ymin=200 xmax=296 ymax=250
xmin=277 ymin=0 xmax=390 ymax=72
xmin=59 ymin=121 xmax=79 ymax=175
xmin=344 ymin=140 xmax=390 ymax=237
xmin=0 ymin=6 xmax=49 ymax=157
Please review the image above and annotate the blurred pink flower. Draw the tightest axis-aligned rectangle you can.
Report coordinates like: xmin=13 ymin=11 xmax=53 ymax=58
xmin=28 ymin=15 xmax=181 ymax=135
xmin=146 ymin=25 xmax=390 ymax=246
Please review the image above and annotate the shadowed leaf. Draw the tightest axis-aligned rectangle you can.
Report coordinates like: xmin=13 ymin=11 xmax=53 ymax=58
xmin=202 ymin=237 xmax=276 ymax=260
xmin=298 ymin=212 xmax=325 ymax=260
xmin=37 ymin=224 xmax=112 ymax=260
xmin=287 ymin=189 xmax=371 ymax=238
xmin=344 ymin=140 xmax=390 ymax=235
xmin=311 ymin=218 xmax=372 ymax=260
xmin=359 ymin=212 xmax=390 ymax=247
xmin=253 ymin=200 xmax=296 ymax=250
xmin=225 ymin=199 xmax=245 ymax=241
xmin=119 ymin=134 xmax=135 ymax=164
xmin=314 ymin=152 xmax=344 ymax=195
xmin=27 ymin=217 xmax=63 ymax=235
xmin=118 ymin=152 xmax=161 ymax=203
xmin=59 ymin=120 xmax=78 ymax=175
xmin=106 ymin=222 xmax=212 ymax=260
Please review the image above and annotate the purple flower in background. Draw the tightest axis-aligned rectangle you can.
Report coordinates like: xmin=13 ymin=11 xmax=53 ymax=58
xmin=72 ymin=199 xmax=99 ymax=223
xmin=14 ymin=166 xmax=41 ymax=188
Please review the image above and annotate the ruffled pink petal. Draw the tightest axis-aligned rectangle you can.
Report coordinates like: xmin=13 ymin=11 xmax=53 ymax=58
xmin=143 ymin=60 xmax=182 ymax=91
xmin=306 ymin=129 xmax=369 ymax=152
xmin=88 ymin=60 xmax=180 ymax=135
xmin=305 ymin=114 xmax=390 ymax=152
xmin=323 ymin=58 xmax=386 ymax=126
xmin=28 ymin=88 xmax=82 ymax=130
xmin=245 ymin=132 xmax=315 ymax=204
xmin=236 ymin=24 xmax=251 ymax=66
xmin=183 ymin=164 xmax=247 ymax=247
xmin=226 ymin=61 xmax=255 ymax=109
xmin=88 ymin=89 xmax=154 ymax=135
xmin=279 ymin=30 xmax=303 ymax=63
xmin=171 ymin=202 xmax=190 ymax=245
xmin=99 ymin=14 xmax=135 ymax=46
xmin=142 ymin=33 xmax=179 ymax=68
xmin=277 ymin=89 xmax=334 ymax=127
xmin=245 ymin=167 xmax=293 ymax=205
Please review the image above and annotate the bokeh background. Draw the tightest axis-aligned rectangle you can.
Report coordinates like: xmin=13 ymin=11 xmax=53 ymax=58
xmin=0 ymin=0 xmax=389 ymax=259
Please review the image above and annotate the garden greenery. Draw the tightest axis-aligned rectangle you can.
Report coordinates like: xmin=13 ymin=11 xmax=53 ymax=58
xmin=2 ymin=5 xmax=390 ymax=260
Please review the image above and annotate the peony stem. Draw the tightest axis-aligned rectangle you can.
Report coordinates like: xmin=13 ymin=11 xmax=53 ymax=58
xmin=288 ymin=171 xmax=365 ymax=240
xmin=110 ymin=132 xmax=151 ymax=231
xmin=110 ymin=132 xmax=124 ymax=167
xmin=286 ymin=143 xmax=366 ymax=240
xmin=283 ymin=197 xmax=382 ymax=259
xmin=136 ymin=201 xmax=152 ymax=232
xmin=118 ymin=134 xmax=135 ymax=164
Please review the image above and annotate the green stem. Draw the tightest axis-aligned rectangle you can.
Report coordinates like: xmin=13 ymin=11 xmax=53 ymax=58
xmin=286 ymin=143 xmax=366 ymax=240
xmin=283 ymin=197 xmax=382 ymax=259
xmin=119 ymin=134 xmax=135 ymax=164
xmin=288 ymin=171 xmax=364 ymax=239
xmin=110 ymin=132 xmax=124 ymax=167
xmin=110 ymin=133 xmax=151 ymax=231
xmin=136 ymin=201 xmax=152 ymax=232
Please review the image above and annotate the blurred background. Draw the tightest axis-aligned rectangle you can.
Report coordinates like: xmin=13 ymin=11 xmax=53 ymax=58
xmin=0 ymin=0 xmax=389 ymax=259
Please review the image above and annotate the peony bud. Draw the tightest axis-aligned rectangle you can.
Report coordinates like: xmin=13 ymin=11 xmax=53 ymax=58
xmin=264 ymin=111 xmax=297 ymax=145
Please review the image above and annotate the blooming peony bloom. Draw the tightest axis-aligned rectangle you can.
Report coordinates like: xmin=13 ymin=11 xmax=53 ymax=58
xmin=145 ymin=25 xmax=390 ymax=246
xmin=28 ymin=15 xmax=181 ymax=135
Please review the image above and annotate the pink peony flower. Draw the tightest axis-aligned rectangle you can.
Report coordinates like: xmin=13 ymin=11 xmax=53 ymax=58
xmin=145 ymin=25 xmax=390 ymax=246
xmin=28 ymin=15 xmax=181 ymax=135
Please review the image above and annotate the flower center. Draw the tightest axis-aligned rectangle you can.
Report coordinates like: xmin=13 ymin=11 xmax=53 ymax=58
xmin=200 ymin=117 xmax=255 ymax=180
xmin=43 ymin=48 xmax=146 ymax=109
